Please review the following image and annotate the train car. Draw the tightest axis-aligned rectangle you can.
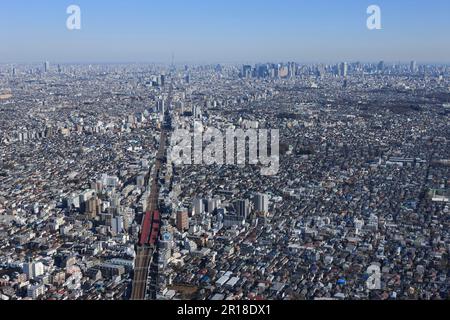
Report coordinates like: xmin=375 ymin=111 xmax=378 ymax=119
xmin=153 ymin=211 xmax=160 ymax=224
xmin=138 ymin=211 xmax=152 ymax=246
xmin=148 ymin=211 xmax=160 ymax=246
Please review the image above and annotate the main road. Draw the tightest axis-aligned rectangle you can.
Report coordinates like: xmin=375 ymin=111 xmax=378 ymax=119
xmin=130 ymin=83 xmax=173 ymax=300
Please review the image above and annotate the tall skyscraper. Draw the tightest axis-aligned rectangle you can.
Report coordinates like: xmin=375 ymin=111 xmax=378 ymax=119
xmin=204 ymin=198 xmax=218 ymax=214
xmin=242 ymin=65 xmax=252 ymax=78
xmin=23 ymin=261 xmax=44 ymax=279
xmin=339 ymin=62 xmax=348 ymax=77
xmin=44 ymin=61 xmax=50 ymax=73
xmin=193 ymin=105 xmax=202 ymax=119
xmin=288 ymin=62 xmax=297 ymax=78
xmin=234 ymin=199 xmax=251 ymax=219
xmin=193 ymin=198 xmax=204 ymax=216
xmin=86 ymin=196 xmax=101 ymax=219
xmin=410 ymin=60 xmax=417 ymax=73
xmin=111 ymin=216 xmax=124 ymax=234
xmin=176 ymin=210 xmax=189 ymax=232
xmin=252 ymin=193 xmax=269 ymax=213
xmin=156 ymin=99 xmax=165 ymax=114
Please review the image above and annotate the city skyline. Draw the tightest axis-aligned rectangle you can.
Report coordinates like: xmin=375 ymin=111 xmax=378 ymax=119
xmin=1 ymin=0 xmax=450 ymax=63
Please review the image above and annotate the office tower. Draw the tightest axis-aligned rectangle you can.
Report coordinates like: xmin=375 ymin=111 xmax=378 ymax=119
xmin=257 ymin=64 xmax=269 ymax=78
xmin=339 ymin=62 xmax=348 ymax=77
xmin=204 ymin=198 xmax=218 ymax=214
xmin=410 ymin=60 xmax=417 ymax=73
xmin=12 ymin=67 xmax=16 ymax=76
xmin=111 ymin=216 xmax=124 ymax=234
xmin=193 ymin=105 xmax=202 ymax=119
xmin=79 ymin=189 xmax=96 ymax=213
xmin=233 ymin=199 xmax=251 ymax=219
xmin=269 ymin=68 xmax=276 ymax=78
xmin=378 ymin=61 xmax=385 ymax=72
xmin=273 ymin=65 xmax=279 ymax=78
xmin=156 ymin=99 xmax=165 ymax=114
xmin=193 ymin=198 xmax=204 ymax=215
xmin=86 ymin=196 xmax=102 ymax=219
xmin=185 ymin=74 xmax=190 ymax=84
xmin=242 ymin=65 xmax=252 ymax=78
xmin=287 ymin=62 xmax=296 ymax=78
xmin=44 ymin=61 xmax=50 ymax=73
xmin=315 ymin=65 xmax=323 ymax=78
xmin=23 ymin=261 xmax=44 ymax=279
xmin=176 ymin=210 xmax=189 ymax=232
xmin=252 ymin=193 xmax=269 ymax=213
xmin=160 ymin=74 xmax=165 ymax=87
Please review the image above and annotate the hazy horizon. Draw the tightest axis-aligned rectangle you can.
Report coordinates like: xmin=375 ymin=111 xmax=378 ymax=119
xmin=2 ymin=60 xmax=450 ymax=66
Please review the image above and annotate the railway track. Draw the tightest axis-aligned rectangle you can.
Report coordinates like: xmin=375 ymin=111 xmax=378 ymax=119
xmin=130 ymin=83 xmax=172 ymax=300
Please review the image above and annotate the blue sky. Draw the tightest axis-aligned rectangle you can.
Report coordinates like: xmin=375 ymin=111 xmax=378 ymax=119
xmin=0 ymin=0 xmax=449 ymax=63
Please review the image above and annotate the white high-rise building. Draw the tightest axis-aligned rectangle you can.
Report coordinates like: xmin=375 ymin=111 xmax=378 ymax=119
xmin=252 ymin=193 xmax=269 ymax=213
xmin=410 ymin=60 xmax=417 ymax=73
xmin=23 ymin=262 xmax=44 ymax=279
xmin=339 ymin=62 xmax=348 ymax=77
xmin=205 ymin=198 xmax=219 ymax=214
xmin=156 ymin=99 xmax=165 ymax=114
xmin=192 ymin=198 xmax=204 ymax=216
xmin=193 ymin=105 xmax=202 ymax=119
xmin=111 ymin=216 xmax=124 ymax=234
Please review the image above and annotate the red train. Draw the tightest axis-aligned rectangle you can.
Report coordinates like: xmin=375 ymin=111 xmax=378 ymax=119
xmin=138 ymin=211 xmax=161 ymax=246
